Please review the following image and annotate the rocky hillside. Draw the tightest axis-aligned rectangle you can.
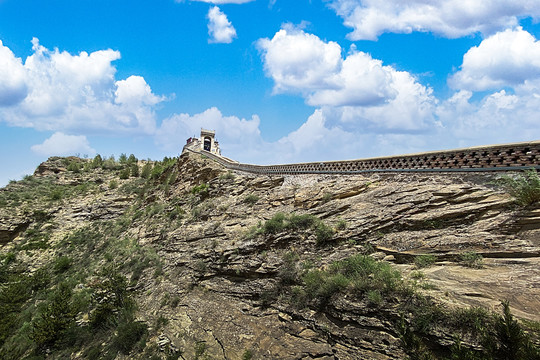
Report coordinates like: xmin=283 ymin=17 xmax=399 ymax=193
xmin=0 ymin=152 xmax=539 ymax=360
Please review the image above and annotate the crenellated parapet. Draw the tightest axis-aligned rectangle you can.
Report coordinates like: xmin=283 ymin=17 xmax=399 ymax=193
xmin=184 ymin=140 xmax=540 ymax=175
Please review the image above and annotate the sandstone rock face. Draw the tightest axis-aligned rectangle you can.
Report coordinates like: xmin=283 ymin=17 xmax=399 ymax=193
xmin=1 ymin=152 xmax=539 ymax=359
xmin=0 ymin=218 xmax=29 ymax=245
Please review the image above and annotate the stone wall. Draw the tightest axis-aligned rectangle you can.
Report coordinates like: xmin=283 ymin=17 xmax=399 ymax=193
xmin=185 ymin=140 xmax=540 ymax=175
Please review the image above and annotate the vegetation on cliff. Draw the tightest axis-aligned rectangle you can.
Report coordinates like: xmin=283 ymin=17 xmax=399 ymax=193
xmin=496 ymin=168 xmax=540 ymax=206
xmin=0 ymin=154 xmax=539 ymax=359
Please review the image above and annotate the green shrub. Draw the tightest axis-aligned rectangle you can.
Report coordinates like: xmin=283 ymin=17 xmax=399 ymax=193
xmin=278 ymin=252 xmax=300 ymax=286
xmin=67 ymin=162 xmax=81 ymax=173
xmin=151 ymin=164 xmax=164 ymax=179
xmin=459 ymin=251 xmax=484 ymax=268
xmin=112 ymin=320 xmax=148 ymax=355
xmin=242 ymin=349 xmax=254 ymax=360
xmin=288 ymin=213 xmax=318 ymax=230
xmin=191 ymin=206 xmax=202 ymax=221
xmin=127 ymin=154 xmax=138 ymax=164
xmin=33 ymin=210 xmax=50 ymax=222
xmin=20 ymin=240 xmax=48 ymax=251
xmin=243 ymin=224 xmax=263 ymax=240
xmin=496 ymin=169 xmax=540 ymax=205
xmin=141 ymin=163 xmax=152 ymax=179
xmin=448 ymin=306 xmax=490 ymax=334
xmin=263 ymin=213 xmax=323 ymax=235
xmin=49 ymin=188 xmax=64 ymax=201
xmin=89 ymin=268 xmax=132 ymax=329
xmin=263 ymin=213 xmax=287 ymax=234
xmin=130 ymin=164 xmax=140 ymax=177
xmin=109 ymin=180 xmax=118 ymax=189
xmin=155 ymin=315 xmax=169 ymax=329
xmin=243 ymin=194 xmax=259 ymax=206
xmin=0 ymin=274 xmax=34 ymax=347
xmin=191 ymin=183 xmax=209 ymax=199
xmin=367 ymin=289 xmax=383 ymax=306
xmin=300 ymin=254 xmax=402 ymax=307
xmin=53 ymin=256 xmax=72 ymax=274
xmin=334 ymin=254 xmax=401 ymax=293
xmin=166 ymin=171 xmax=177 ymax=186
xmin=62 ymin=227 xmax=102 ymax=251
xmin=29 ymin=268 xmax=51 ymax=292
xmin=102 ymin=155 xmax=121 ymax=170
xmin=146 ymin=203 xmax=165 ymax=217
xmin=20 ymin=230 xmax=50 ymax=251
xmin=119 ymin=153 xmax=128 ymax=164
xmin=252 ymin=213 xmax=334 ymax=243
xmin=169 ymin=296 xmax=180 ymax=308
xmin=410 ymin=271 xmax=425 ymax=280
xmin=414 ymin=254 xmax=437 ymax=269
xmin=168 ymin=206 xmax=185 ymax=220
xmin=31 ymin=283 xmax=75 ymax=351
xmin=397 ymin=314 xmax=436 ymax=360
xmin=449 ymin=337 xmax=486 ymax=360
xmin=315 ymin=222 xmax=334 ymax=244
xmin=303 ymin=271 xmax=349 ymax=305
xmin=335 ymin=219 xmax=348 ymax=231
xmin=194 ymin=341 xmax=207 ymax=360
xmin=161 ymin=156 xmax=177 ymax=170
xmin=194 ymin=260 xmax=207 ymax=274
xmin=119 ymin=168 xmax=130 ymax=180
xmin=485 ymin=300 xmax=540 ymax=359
xmin=92 ymin=154 xmax=103 ymax=168
xmin=2 ymin=252 xmax=16 ymax=266
xmin=119 ymin=178 xmax=147 ymax=196
xmin=85 ymin=345 xmax=102 ymax=360
xmin=321 ymin=192 xmax=333 ymax=203
xmin=422 ymin=219 xmax=444 ymax=229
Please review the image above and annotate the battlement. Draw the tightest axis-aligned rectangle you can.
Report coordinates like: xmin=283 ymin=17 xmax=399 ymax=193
xmin=184 ymin=139 xmax=540 ymax=175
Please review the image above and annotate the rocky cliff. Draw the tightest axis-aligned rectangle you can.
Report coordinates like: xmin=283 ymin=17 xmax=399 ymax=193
xmin=0 ymin=153 xmax=539 ymax=360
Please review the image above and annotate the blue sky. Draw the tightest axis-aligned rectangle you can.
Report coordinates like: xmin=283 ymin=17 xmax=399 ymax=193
xmin=1 ymin=0 xmax=540 ymax=186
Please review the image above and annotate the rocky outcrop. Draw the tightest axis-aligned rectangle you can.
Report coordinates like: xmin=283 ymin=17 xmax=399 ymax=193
xmin=0 ymin=217 xmax=29 ymax=245
xmin=132 ymin=153 xmax=540 ymax=358
xmin=1 ymin=152 xmax=539 ymax=359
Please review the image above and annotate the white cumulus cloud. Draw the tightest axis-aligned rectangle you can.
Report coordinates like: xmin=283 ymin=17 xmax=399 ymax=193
xmin=155 ymin=107 xmax=263 ymax=158
xmin=449 ymin=27 xmax=540 ymax=91
xmin=257 ymin=28 xmax=342 ymax=94
xmin=437 ymin=90 xmax=540 ymax=145
xmin=306 ymin=51 xmax=398 ymax=107
xmin=31 ymin=132 xmax=96 ymax=156
xmin=328 ymin=0 xmax=540 ymax=40
xmin=0 ymin=40 xmax=28 ymax=106
xmin=207 ymin=6 xmax=237 ymax=44
xmin=0 ymin=38 xmax=165 ymax=135
xmin=258 ymin=27 xmax=437 ymax=130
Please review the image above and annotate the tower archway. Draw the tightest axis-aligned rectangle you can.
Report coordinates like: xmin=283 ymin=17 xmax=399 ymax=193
xmin=203 ymin=137 xmax=212 ymax=151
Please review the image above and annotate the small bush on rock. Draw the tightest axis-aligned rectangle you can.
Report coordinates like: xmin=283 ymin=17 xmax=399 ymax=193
xmin=112 ymin=320 xmax=148 ymax=355
xmin=496 ymin=169 xmax=540 ymax=206
xmin=459 ymin=251 xmax=484 ymax=268
xmin=414 ymin=255 xmax=437 ymax=269
xmin=263 ymin=213 xmax=287 ymax=234
xmin=315 ymin=222 xmax=334 ymax=245
xmin=243 ymin=194 xmax=259 ymax=206
xmin=141 ymin=163 xmax=152 ymax=179
xmin=191 ymin=183 xmax=209 ymax=199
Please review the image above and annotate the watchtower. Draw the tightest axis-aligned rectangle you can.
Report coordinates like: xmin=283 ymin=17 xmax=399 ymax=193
xmin=183 ymin=129 xmax=222 ymax=156
xmin=201 ymin=129 xmax=217 ymax=153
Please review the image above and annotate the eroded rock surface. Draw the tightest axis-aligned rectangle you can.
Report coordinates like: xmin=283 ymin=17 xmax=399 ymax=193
xmin=1 ymin=152 xmax=539 ymax=359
